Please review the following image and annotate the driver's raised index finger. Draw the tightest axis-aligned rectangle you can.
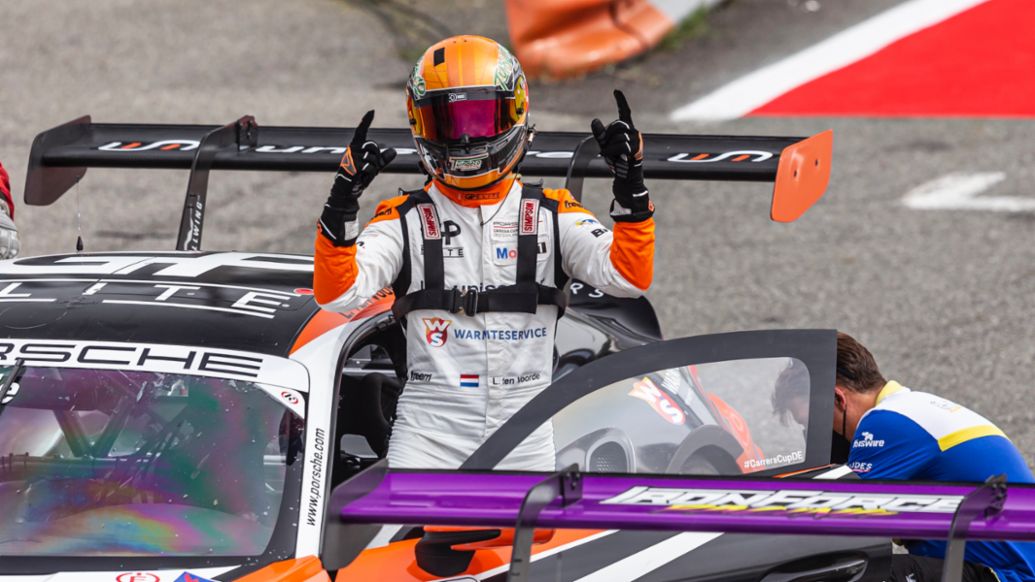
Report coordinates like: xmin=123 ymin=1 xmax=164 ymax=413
xmin=353 ymin=110 xmax=375 ymax=144
xmin=614 ymin=90 xmax=633 ymax=126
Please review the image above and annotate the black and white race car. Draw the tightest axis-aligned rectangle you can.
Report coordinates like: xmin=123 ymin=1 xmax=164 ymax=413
xmin=0 ymin=117 xmax=916 ymax=582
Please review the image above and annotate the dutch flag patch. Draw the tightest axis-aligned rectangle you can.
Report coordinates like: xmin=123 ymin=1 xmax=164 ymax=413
xmin=459 ymin=374 xmax=479 ymax=388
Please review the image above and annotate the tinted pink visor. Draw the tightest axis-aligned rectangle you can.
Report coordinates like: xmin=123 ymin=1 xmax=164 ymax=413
xmin=413 ymin=90 xmax=516 ymax=143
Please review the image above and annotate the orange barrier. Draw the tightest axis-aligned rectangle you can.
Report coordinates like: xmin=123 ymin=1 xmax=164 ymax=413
xmin=506 ymin=0 xmax=717 ymax=79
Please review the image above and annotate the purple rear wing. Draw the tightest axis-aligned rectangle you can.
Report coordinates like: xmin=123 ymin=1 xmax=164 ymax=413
xmin=326 ymin=462 xmax=1033 ymax=580
xmin=336 ymin=464 xmax=1032 ymax=540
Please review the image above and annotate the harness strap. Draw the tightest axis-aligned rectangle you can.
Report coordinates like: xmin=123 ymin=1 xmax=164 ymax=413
xmin=392 ymin=283 xmax=566 ymax=319
xmin=391 ymin=183 xmax=567 ymax=321
xmin=515 ymin=187 xmax=541 ymax=285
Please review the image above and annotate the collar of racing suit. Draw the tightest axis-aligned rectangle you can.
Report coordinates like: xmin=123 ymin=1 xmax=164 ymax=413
xmin=874 ymin=380 xmax=907 ymax=405
xmin=431 ymin=175 xmax=518 ymax=207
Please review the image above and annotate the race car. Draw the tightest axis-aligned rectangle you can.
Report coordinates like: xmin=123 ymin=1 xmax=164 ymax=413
xmin=0 ymin=116 xmax=953 ymax=582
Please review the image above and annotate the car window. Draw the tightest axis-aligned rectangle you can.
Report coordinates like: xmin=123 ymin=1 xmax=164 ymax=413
xmin=0 ymin=365 xmax=304 ymax=558
xmin=463 ymin=330 xmax=835 ymax=475
xmin=502 ymin=357 xmax=809 ymax=475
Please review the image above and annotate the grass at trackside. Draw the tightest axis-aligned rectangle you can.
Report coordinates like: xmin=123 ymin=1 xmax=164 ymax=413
xmin=657 ymin=7 xmax=714 ymax=52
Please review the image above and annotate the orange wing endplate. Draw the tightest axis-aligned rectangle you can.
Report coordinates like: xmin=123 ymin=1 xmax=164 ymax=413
xmin=770 ymin=130 xmax=833 ymax=223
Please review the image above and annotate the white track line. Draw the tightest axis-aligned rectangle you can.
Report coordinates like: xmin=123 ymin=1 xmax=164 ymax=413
xmin=670 ymin=0 xmax=990 ymax=121
xmin=573 ymin=532 xmax=722 ymax=582
xmin=902 ymin=172 xmax=1035 ymax=212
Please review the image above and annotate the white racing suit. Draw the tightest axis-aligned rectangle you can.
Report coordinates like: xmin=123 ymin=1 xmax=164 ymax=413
xmin=314 ymin=178 xmax=655 ymax=469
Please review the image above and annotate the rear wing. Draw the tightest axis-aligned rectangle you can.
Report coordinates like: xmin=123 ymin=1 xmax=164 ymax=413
xmin=328 ymin=462 xmax=1028 ymax=582
xmin=25 ymin=115 xmax=832 ymax=250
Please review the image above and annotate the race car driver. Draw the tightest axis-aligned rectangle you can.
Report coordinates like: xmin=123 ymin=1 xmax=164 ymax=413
xmin=313 ymin=35 xmax=655 ymax=470
xmin=777 ymin=332 xmax=1035 ymax=582
xmin=0 ymin=161 xmax=19 ymax=259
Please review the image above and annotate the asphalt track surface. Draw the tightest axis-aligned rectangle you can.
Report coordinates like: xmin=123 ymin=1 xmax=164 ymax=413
xmin=4 ymin=1 xmax=1035 ymax=459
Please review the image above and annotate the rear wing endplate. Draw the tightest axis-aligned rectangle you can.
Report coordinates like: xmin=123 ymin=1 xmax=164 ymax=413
xmin=327 ymin=462 xmax=1025 ymax=582
xmin=25 ymin=115 xmax=832 ymax=249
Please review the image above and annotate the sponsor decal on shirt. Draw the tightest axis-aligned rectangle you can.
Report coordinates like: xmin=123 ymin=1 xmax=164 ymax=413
xmin=442 ymin=220 xmax=462 ymax=245
xmin=853 ymin=431 xmax=885 ymax=448
xmin=418 ymin=204 xmax=440 ymax=239
xmin=489 ymin=372 xmax=543 ymax=387
xmin=575 ymin=218 xmax=599 ymax=227
xmin=601 ymin=486 xmax=964 ymax=515
xmin=423 ymin=317 xmax=452 ymax=347
xmin=628 ymin=377 xmax=685 ymax=425
xmin=493 ymin=241 xmax=547 ymax=262
xmin=452 ymin=327 xmax=548 ymax=342
xmin=493 ymin=221 xmax=518 ymax=239
xmin=520 ymin=199 xmax=539 ymax=235
xmin=848 ymin=461 xmax=873 ymax=473
xmin=419 ymin=243 xmax=465 ymax=258
xmin=409 ymin=370 xmax=433 ymax=382
xmin=459 ymin=373 xmax=479 ymax=388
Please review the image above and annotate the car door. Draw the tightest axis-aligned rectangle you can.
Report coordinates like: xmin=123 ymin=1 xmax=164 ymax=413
xmin=464 ymin=329 xmax=837 ymax=475
xmin=461 ymin=328 xmax=892 ymax=582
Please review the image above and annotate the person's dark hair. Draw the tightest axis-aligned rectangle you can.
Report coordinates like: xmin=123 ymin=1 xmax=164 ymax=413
xmin=836 ymin=331 xmax=885 ymax=393
xmin=771 ymin=359 xmax=810 ymax=425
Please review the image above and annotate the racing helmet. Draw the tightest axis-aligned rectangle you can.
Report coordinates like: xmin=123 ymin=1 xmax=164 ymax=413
xmin=406 ymin=35 xmax=530 ymax=191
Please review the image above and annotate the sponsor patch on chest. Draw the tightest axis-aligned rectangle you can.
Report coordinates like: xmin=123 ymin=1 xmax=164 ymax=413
xmin=492 ymin=221 xmax=519 ymax=240
xmin=493 ymin=240 xmax=548 ymax=264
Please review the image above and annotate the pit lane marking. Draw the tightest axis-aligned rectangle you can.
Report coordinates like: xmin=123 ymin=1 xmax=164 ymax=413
xmin=902 ymin=172 xmax=1035 ymax=212
xmin=670 ymin=0 xmax=989 ymax=121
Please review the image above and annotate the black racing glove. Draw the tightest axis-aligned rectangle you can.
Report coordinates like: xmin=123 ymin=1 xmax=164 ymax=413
xmin=591 ymin=90 xmax=653 ymax=223
xmin=318 ymin=110 xmax=397 ymax=246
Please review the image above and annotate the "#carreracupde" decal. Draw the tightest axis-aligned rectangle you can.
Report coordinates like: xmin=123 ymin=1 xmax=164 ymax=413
xmin=601 ymin=486 xmax=964 ymax=516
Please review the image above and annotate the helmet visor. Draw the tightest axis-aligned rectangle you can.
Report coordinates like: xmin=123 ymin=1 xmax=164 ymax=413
xmin=412 ymin=88 xmax=520 ymax=144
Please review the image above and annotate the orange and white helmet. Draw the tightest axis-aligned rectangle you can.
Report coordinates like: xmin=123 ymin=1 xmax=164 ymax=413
xmin=406 ymin=36 xmax=530 ymax=191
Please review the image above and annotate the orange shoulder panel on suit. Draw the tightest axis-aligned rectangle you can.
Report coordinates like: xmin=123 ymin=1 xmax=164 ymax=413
xmin=543 ymin=188 xmax=591 ymax=214
xmin=368 ymin=194 xmax=409 ymax=224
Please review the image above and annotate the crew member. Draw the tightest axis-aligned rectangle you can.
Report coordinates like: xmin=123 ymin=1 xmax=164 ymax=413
xmin=777 ymin=332 xmax=1035 ymax=582
xmin=313 ymin=36 xmax=655 ymax=470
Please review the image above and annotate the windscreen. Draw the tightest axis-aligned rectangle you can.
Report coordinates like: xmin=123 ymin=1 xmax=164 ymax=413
xmin=0 ymin=365 xmax=304 ymax=557
xmin=501 ymin=357 xmax=810 ymax=475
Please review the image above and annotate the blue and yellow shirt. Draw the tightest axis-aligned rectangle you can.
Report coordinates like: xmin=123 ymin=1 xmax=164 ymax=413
xmin=848 ymin=381 xmax=1035 ymax=581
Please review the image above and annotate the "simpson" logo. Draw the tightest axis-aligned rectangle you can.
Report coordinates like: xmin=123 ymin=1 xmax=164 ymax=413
xmin=418 ymin=204 xmax=440 ymax=239
xmin=520 ymin=199 xmax=539 ymax=235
